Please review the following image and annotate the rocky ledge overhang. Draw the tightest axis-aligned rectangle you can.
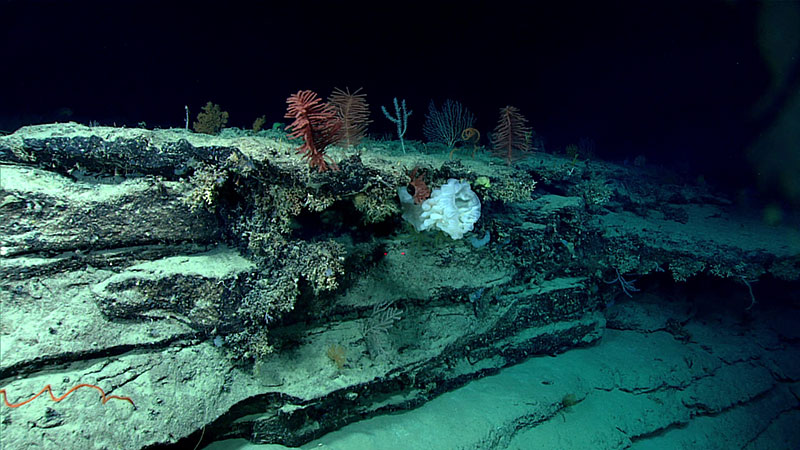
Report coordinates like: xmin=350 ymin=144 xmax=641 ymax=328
xmin=0 ymin=123 xmax=798 ymax=448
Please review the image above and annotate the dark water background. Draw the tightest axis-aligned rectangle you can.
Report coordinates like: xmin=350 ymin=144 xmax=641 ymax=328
xmin=2 ymin=0 xmax=798 ymax=207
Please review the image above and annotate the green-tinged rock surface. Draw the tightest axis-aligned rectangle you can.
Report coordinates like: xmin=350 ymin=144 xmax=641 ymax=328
xmin=1 ymin=123 xmax=798 ymax=449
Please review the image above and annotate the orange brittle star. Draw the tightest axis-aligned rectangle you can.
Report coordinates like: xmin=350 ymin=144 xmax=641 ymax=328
xmin=1 ymin=383 xmax=135 ymax=408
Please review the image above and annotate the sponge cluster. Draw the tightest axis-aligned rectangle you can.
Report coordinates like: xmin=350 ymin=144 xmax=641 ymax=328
xmin=398 ymin=179 xmax=481 ymax=239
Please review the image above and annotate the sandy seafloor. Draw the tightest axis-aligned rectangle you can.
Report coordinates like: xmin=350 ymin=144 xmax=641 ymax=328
xmin=206 ymin=290 xmax=800 ymax=450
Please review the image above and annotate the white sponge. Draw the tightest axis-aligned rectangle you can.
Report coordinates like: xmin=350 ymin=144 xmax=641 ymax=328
xmin=398 ymin=179 xmax=481 ymax=239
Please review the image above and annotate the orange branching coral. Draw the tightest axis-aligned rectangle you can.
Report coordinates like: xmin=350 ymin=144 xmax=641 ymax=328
xmin=1 ymin=383 xmax=136 ymax=408
xmin=285 ymin=90 xmax=342 ymax=172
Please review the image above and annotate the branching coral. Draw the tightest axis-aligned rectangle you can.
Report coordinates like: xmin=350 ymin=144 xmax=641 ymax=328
xmin=193 ymin=101 xmax=229 ymax=135
xmin=285 ymin=90 xmax=342 ymax=172
xmin=491 ymin=105 xmax=532 ymax=164
xmin=329 ymin=87 xmax=371 ymax=148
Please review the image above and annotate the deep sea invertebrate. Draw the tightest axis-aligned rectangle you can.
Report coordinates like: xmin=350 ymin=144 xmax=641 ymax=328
xmin=1 ymin=383 xmax=135 ymax=408
xmin=361 ymin=300 xmax=402 ymax=359
xmin=604 ymin=268 xmax=640 ymax=297
xmin=193 ymin=101 xmax=229 ymax=135
xmin=407 ymin=167 xmax=431 ymax=205
xmin=326 ymin=344 xmax=347 ymax=370
xmin=452 ymin=127 xmax=480 ymax=159
xmin=491 ymin=105 xmax=532 ymax=164
xmin=423 ymin=99 xmax=476 ymax=149
xmin=285 ymin=90 xmax=342 ymax=172
xmin=328 ymin=87 xmax=371 ymax=148
xmin=381 ymin=97 xmax=412 ymax=153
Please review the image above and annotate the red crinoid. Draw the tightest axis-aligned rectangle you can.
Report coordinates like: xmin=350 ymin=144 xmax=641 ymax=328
xmin=285 ymin=90 xmax=343 ymax=172
xmin=491 ymin=105 xmax=532 ymax=165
